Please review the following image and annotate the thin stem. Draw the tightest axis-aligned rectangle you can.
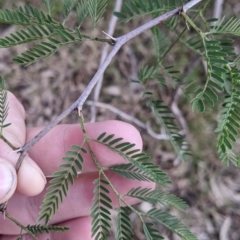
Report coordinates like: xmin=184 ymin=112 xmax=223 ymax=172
xmin=159 ymin=28 xmax=187 ymax=64
xmin=4 ymin=212 xmax=38 ymax=240
xmin=15 ymin=0 xmax=202 ymax=178
xmin=100 ymin=169 xmax=145 ymax=222
xmin=81 ymin=34 xmax=114 ymax=44
xmin=79 ymin=112 xmax=102 ymax=171
xmin=160 ymin=0 xmax=211 ymax=63
xmin=181 ymin=11 xmax=202 ymax=33
xmin=79 ymin=113 xmax=143 ymax=218
xmin=0 ymin=135 xmax=17 ymax=150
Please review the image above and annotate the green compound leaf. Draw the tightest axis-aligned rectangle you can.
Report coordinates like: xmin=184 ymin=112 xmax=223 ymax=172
xmin=211 ymin=17 xmax=240 ymax=37
xmin=151 ymin=26 xmax=169 ymax=62
xmin=96 ymin=134 xmax=171 ymax=186
xmin=88 ymin=0 xmax=107 ymax=28
xmin=149 ymin=99 xmax=192 ymax=162
xmin=62 ymin=0 xmax=79 ymax=18
xmin=215 ymin=67 xmax=240 ymax=166
xmin=0 ymin=24 xmax=55 ymax=48
xmin=27 ymin=224 xmax=69 ymax=234
xmin=143 ymin=222 xmax=164 ymax=240
xmin=12 ymin=28 xmax=82 ymax=65
xmin=0 ymin=6 xmax=55 ymax=25
xmin=90 ymin=177 xmax=112 ymax=240
xmin=114 ymin=0 xmax=182 ymax=22
xmin=191 ymin=35 xmax=236 ymax=111
xmin=147 ymin=209 xmax=197 ymax=240
xmin=110 ymin=163 xmax=170 ymax=186
xmin=76 ymin=0 xmax=89 ymax=27
xmin=127 ymin=187 xmax=188 ymax=211
xmin=38 ymin=145 xmax=86 ymax=225
xmin=0 ymin=76 xmax=10 ymax=133
xmin=116 ymin=207 xmax=133 ymax=240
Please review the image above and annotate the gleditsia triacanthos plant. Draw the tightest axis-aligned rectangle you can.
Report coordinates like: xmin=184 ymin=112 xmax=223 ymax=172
xmin=0 ymin=0 xmax=240 ymax=239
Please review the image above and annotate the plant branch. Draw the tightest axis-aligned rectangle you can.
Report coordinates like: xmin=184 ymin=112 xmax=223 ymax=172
xmin=15 ymin=0 xmax=203 ymax=173
xmin=4 ymin=212 xmax=38 ymax=240
xmin=90 ymin=0 xmax=123 ymax=123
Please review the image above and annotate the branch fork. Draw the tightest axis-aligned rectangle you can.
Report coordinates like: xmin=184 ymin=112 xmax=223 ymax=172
xmin=0 ymin=0 xmax=203 ymax=213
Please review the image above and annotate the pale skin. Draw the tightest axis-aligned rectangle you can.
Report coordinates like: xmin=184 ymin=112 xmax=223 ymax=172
xmin=0 ymin=92 xmax=155 ymax=239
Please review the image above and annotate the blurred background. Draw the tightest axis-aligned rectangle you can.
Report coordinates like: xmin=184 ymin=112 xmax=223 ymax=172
xmin=0 ymin=0 xmax=240 ymax=239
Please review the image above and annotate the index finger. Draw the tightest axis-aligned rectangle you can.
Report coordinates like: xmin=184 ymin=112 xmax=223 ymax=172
xmin=26 ymin=121 xmax=143 ymax=176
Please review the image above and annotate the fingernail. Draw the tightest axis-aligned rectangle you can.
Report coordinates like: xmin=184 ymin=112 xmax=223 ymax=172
xmin=0 ymin=162 xmax=15 ymax=200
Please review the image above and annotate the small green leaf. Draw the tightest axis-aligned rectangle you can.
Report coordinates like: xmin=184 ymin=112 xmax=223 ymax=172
xmin=97 ymin=132 xmax=106 ymax=140
xmin=198 ymin=99 xmax=205 ymax=112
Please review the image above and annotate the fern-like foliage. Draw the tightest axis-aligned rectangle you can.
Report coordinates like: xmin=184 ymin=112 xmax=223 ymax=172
xmin=90 ymin=177 xmax=112 ymax=240
xmin=114 ymin=0 xmax=182 ymax=22
xmin=132 ymin=64 xmax=172 ymax=86
xmin=0 ymin=6 xmax=85 ymax=65
xmin=210 ymin=17 xmax=240 ymax=36
xmin=76 ymin=0 xmax=89 ymax=27
xmin=88 ymin=0 xmax=107 ymax=28
xmin=43 ymin=0 xmax=56 ymax=16
xmin=0 ymin=8 xmax=30 ymax=25
xmin=184 ymin=34 xmax=203 ymax=55
xmin=215 ymin=66 xmax=240 ymax=165
xmin=27 ymin=224 xmax=69 ymax=234
xmin=151 ymin=26 xmax=169 ymax=62
xmin=191 ymin=38 xmax=235 ymax=112
xmin=132 ymin=65 xmax=159 ymax=85
xmin=62 ymin=0 xmax=79 ymax=21
xmin=143 ymin=222 xmax=164 ymax=240
xmin=182 ymin=14 xmax=237 ymax=112
xmin=116 ymin=207 xmax=133 ymax=240
xmin=0 ymin=6 xmax=55 ymax=25
xmin=0 ymin=24 xmax=55 ymax=48
xmin=38 ymin=144 xmax=86 ymax=225
xmin=0 ymin=76 xmax=10 ymax=134
xmin=147 ymin=96 xmax=191 ymax=162
xmin=147 ymin=209 xmax=197 ymax=240
xmin=127 ymin=187 xmax=188 ymax=211
xmin=12 ymin=27 xmax=82 ymax=65
xmin=110 ymin=163 xmax=168 ymax=183
xmin=95 ymin=133 xmax=171 ymax=186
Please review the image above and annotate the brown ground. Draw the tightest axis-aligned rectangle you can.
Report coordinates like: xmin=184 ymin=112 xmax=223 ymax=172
xmin=1 ymin=1 xmax=240 ymax=239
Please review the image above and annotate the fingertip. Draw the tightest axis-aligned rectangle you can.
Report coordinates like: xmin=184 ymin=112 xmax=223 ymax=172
xmin=0 ymin=158 xmax=17 ymax=203
xmin=17 ymin=156 xmax=46 ymax=196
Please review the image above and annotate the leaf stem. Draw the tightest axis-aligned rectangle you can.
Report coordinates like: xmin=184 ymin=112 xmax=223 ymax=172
xmin=79 ymin=112 xmax=144 ymax=219
xmin=4 ymin=212 xmax=38 ymax=240
xmin=78 ymin=112 xmax=101 ymax=171
xmin=0 ymin=135 xmax=17 ymax=150
xmin=14 ymin=0 xmax=203 ymax=187
xmin=159 ymin=0 xmax=210 ymax=63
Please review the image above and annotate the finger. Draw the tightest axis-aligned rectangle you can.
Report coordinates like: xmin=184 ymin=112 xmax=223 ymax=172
xmin=0 ymin=158 xmax=17 ymax=203
xmin=0 ymin=217 xmax=92 ymax=240
xmin=1 ymin=171 xmax=155 ymax=234
xmin=27 ymin=121 xmax=143 ymax=175
xmin=0 ymin=92 xmax=46 ymax=198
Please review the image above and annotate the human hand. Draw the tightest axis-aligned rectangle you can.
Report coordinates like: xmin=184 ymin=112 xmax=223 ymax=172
xmin=0 ymin=92 xmax=155 ymax=239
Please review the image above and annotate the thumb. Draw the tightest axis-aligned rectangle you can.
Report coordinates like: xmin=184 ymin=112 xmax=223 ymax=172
xmin=0 ymin=92 xmax=46 ymax=200
xmin=0 ymin=158 xmax=17 ymax=204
